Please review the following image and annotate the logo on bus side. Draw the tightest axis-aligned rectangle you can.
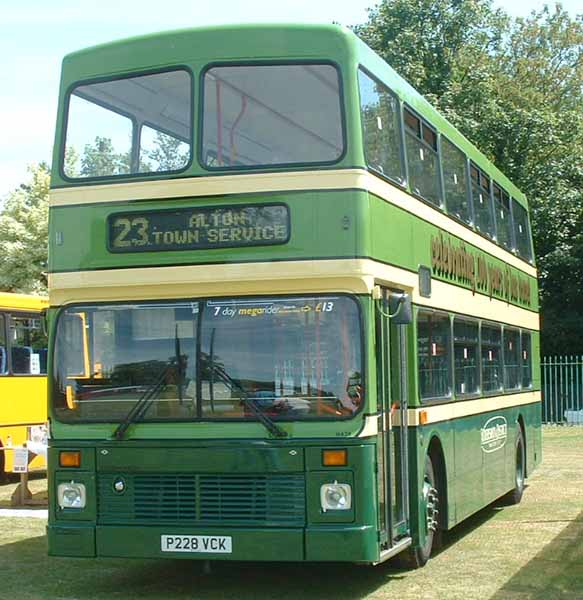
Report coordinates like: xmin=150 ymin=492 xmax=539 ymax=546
xmin=480 ymin=416 xmax=508 ymax=453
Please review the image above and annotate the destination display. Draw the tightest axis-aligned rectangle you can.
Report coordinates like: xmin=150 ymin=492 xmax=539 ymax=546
xmin=107 ymin=203 xmax=289 ymax=253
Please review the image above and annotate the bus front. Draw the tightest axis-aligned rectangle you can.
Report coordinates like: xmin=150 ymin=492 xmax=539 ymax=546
xmin=47 ymin=25 xmax=394 ymax=563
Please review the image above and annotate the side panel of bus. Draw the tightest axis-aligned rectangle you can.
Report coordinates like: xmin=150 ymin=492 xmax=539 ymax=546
xmin=0 ymin=377 xmax=47 ymax=473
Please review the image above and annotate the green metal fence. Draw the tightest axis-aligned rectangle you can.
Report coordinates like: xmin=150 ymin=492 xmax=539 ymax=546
xmin=542 ymin=356 xmax=583 ymax=424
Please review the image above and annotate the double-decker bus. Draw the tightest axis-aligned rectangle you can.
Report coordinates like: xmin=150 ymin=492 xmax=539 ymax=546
xmin=47 ymin=24 xmax=540 ymax=566
xmin=0 ymin=292 xmax=48 ymax=478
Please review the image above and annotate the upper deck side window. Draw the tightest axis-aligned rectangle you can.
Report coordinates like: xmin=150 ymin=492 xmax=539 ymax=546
xmin=441 ymin=137 xmax=472 ymax=226
xmin=470 ymin=163 xmax=496 ymax=240
xmin=403 ymin=107 xmax=442 ymax=207
xmin=493 ymin=183 xmax=513 ymax=251
xmin=62 ymin=69 xmax=193 ymax=180
xmin=201 ymin=63 xmax=344 ymax=169
xmin=357 ymin=69 xmax=404 ymax=184
xmin=512 ymin=199 xmax=534 ymax=263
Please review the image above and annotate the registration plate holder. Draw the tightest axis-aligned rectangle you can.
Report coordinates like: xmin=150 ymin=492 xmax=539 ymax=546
xmin=161 ymin=534 xmax=232 ymax=554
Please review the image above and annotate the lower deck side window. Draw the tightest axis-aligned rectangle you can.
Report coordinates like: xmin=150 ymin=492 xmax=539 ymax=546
xmin=417 ymin=309 xmax=535 ymax=402
xmin=504 ymin=328 xmax=521 ymax=390
xmin=522 ymin=332 xmax=533 ymax=388
xmin=454 ymin=319 xmax=479 ymax=396
xmin=481 ymin=324 xmax=503 ymax=394
xmin=417 ymin=311 xmax=451 ymax=400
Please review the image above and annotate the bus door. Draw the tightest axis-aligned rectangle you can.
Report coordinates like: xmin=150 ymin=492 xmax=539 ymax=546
xmin=375 ymin=287 xmax=411 ymax=554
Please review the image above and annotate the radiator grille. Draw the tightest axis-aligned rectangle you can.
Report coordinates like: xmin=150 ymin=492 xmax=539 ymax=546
xmin=98 ymin=473 xmax=305 ymax=527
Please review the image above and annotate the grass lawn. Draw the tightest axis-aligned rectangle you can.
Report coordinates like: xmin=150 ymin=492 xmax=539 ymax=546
xmin=0 ymin=427 xmax=581 ymax=600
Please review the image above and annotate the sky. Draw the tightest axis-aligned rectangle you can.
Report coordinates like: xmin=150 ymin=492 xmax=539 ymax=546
xmin=1 ymin=0 xmax=581 ymax=201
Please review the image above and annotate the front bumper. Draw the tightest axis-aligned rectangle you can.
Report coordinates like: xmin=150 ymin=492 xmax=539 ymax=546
xmin=47 ymin=523 xmax=378 ymax=562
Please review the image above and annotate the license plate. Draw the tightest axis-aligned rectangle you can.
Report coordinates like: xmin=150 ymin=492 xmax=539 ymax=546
xmin=161 ymin=534 xmax=232 ymax=554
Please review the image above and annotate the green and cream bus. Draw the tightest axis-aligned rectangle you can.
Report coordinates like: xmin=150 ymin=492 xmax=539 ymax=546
xmin=47 ymin=24 xmax=540 ymax=566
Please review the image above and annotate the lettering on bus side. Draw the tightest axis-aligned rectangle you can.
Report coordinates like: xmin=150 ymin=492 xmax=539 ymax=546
xmin=430 ymin=232 xmax=532 ymax=307
xmin=107 ymin=203 xmax=290 ymax=253
xmin=480 ymin=416 xmax=508 ymax=453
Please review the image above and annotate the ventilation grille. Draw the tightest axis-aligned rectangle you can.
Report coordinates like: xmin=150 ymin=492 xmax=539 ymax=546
xmin=98 ymin=473 xmax=305 ymax=527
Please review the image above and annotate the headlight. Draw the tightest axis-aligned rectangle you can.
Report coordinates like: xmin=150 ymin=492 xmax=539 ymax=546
xmin=320 ymin=481 xmax=352 ymax=511
xmin=57 ymin=482 xmax=86 ymax=509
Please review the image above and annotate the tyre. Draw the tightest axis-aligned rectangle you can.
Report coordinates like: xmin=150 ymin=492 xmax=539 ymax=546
xmin=504 ymin=427 xmax=525 ymax=505
xmin=397 ymin=453 xmax=442 ymax=568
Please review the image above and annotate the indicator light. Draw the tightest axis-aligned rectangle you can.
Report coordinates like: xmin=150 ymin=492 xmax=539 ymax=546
xmin=322 ymin=449 xmax=347 ymax=467
xmin=59 ymin=451 xmax=81 ymax=468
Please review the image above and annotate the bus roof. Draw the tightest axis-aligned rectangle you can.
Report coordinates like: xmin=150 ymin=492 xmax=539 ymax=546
xmin=57 ymin=23 xmax=528 ymax=208
xmin=0 ymin=292 xmax=48 ymax=312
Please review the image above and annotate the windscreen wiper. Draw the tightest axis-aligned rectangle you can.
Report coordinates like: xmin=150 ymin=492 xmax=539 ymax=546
xmin=113 ymin=328 xmax=185 ymax=440
xmin=112 ymin=362 xmax=173 ymax=441
xmin=209 ymin=363 xmax=287 ymax=438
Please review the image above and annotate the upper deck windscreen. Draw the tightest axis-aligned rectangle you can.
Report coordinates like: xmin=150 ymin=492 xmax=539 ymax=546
xmin=201 ymin=64 xmax=344 ymax=169
xmin=63 ymin=69 xmax=192 ymax=179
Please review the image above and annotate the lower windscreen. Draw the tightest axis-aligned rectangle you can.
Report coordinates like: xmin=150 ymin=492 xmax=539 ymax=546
xmin=53 ymin=295 xmax=363 ymax=422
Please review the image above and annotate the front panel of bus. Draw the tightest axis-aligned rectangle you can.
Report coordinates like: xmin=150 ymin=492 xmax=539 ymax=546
xmin=47 ymin=26 xmax=391 ymax=563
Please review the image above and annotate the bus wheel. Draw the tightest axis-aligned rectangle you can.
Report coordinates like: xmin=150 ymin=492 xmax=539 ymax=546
xmin=398 ymin=453 xmax=441 ymax=568
xmin=504 ymin=428 xmax=525 ymax=505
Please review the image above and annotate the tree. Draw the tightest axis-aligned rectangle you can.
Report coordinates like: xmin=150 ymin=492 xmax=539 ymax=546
xmin=80 ymin=136 xmax=131 ymax=177
xmin=355 ymin=1 xmax=583 ymax=355
xmin=144 ymin=130 xmax=189 ymax=171
xmin=355 ymin=0 xmax=508 ymax=103
xmin=0 ymin=162 xmax=50 ymax=293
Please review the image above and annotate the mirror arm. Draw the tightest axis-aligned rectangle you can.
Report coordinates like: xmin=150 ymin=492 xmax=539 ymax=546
xmin=375 ymin=293 xmax=407 ymax=319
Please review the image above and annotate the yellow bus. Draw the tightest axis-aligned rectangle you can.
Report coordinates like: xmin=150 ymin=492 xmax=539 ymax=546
xmin=0 ymin=292 xmax=48 ymax=478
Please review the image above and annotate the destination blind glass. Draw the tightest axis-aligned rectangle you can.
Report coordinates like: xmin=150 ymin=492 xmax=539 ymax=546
xmin=53 ymin=295 xmax=363 ymax=422
xmin=108 ymin=204 xmax=289 ymax=252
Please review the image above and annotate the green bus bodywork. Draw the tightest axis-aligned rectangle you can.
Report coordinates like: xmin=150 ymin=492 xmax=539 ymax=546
xmin=48 ymin=24 xmax=541 ymax=565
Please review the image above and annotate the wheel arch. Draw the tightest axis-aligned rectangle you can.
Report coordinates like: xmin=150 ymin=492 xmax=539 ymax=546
xmin=427 ymin=434 xmax=448 ymax=531
xmin=516 ymin=413 xmax=527 ymax=476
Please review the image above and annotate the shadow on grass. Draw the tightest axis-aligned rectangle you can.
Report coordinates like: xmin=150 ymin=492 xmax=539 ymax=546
xmin=489 ymin=510 xmax=583 ymax=599
xmin=1 ymin=492 xmax=553 ymax=600
xmin=0 ymin=505 xmax=510 ymax=600
xmin=428 ymin=496 xmax=504 ymax=559
xmin=0 ymin=534 xmax=408 ymax=600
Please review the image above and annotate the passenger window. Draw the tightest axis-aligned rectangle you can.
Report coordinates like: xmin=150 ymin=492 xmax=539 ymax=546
xmin=493 ymin=184 xmax=513 ymax=250
xmin=521 ymin=331 xmax=533 ymax=388
xmin=139 ymin=125 xmax=190 ymax=173
xmin=481 ymin=324 xmax=503 ymax=393
xmin=0 ymin=314 xmax=6 ymax=375
xmin=358 ymin=70 xmax=404 ymax=183
xmin=471 ymin=164 xmax=495 ymax=239
xmin=64 ymin=69 xmax=192 ymax=179
xmin=404 ymin=107 xmax=442 ymax=207
xmin=417 ymin=311 xmax=451 ymax=400
xmin=453 ymin=319 xmax=479 ymax=396
xmin=442 ymin=137 xmax=471 ymax=225
xmin=202 ymin=64 xmax=343 ymax=168
xmin=503 ymin=328 xmax=521 ymax=391
xmin=10 ymin=315 xmax=48 ymax=375
xmin=512 ymin=199 xmax=533 ymax=263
